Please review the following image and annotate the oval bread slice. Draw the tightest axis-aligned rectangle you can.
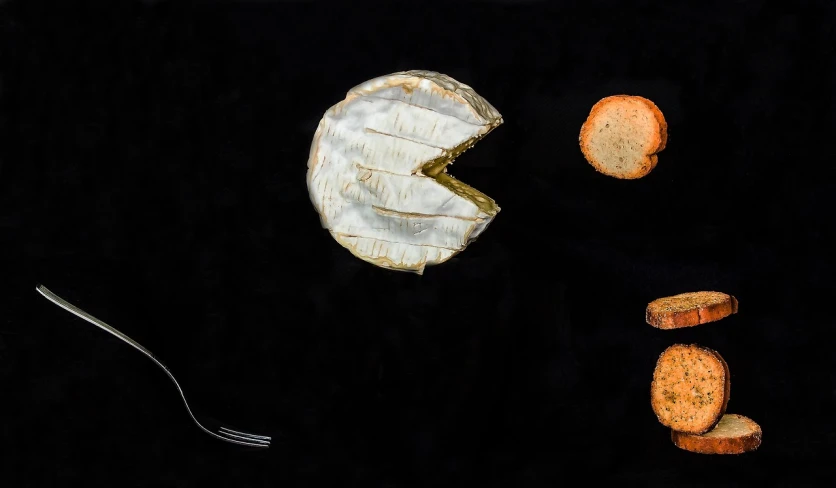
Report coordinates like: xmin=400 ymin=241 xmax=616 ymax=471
xmin=671 ymin=414 xmax=762 ymax=454
xmin=651 ymin=344 xmax=730 ymax=435
xmin=578 ymin=95 xmax=667 ymax=179
xmin=646 ymin=291 xmax=739 ymax=329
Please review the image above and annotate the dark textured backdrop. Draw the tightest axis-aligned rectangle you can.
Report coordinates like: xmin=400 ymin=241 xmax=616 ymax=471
xmin=1 ymin=0 xmax=834 ymax=485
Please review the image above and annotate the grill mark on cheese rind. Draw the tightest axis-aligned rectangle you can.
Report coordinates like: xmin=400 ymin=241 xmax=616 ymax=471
xmin=342 ymin=167 xmax=485 ymax=220
xmin=650 ymin=344 xmax=729 ymax=435
xmin=350 ymin=71 xmax=501 ymax=125
xmin=333 ymin=232 xmax=461 ymax=251
xmin=328 ymin=205 xmax=479 ymax=249
xmin=345 ymin=96 xmax=483 ymax=153
xmin=363 ymin=127 xmax=451 ymax=150
xmin=333 ymin=234 xmax=457 ymax=275
xmin=361 ymin=95 xmax=483 ymax=126
xmin=371 ymin=205 xmax=480 ymax=222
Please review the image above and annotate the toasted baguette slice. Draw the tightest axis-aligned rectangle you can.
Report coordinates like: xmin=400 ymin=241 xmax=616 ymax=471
xmin=651 ymin=344 xmax=729 ymax=435
xmin=578 ymin=95 xmax=667 ymax=179
xmin=646 ymin=291 xmax=738 ymax=329
xmin=671 ymin=414 xmax=762 ymax=454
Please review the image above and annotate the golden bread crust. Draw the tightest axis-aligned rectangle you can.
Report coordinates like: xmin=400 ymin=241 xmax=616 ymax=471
xmin=671 ymin=414 xmax=762 ymax=454
xmin=646 ymin=291 xmax=738 ymax=329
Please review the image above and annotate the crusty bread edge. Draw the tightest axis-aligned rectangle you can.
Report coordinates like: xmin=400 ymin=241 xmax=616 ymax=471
xmin=578 ymin=95 xmax=666 ymax=180
xmin=628 ymin=96 xmax=667 ymax=173
xmin=635 ymin=96 xmax=668 ymax=153
xmin=705 ymin=347 xmax=731 ymax=412
xmin=671 ymin=414 xmax=762 ymax=455
xmin=650 ymin=344 xmax=729 ymax=435
xmin=646 ymin=293 xmax=738 ymax=330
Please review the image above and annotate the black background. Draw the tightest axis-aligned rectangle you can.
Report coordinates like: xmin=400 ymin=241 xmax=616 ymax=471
xmin=2 ymin=0 xmax=834 ymax=485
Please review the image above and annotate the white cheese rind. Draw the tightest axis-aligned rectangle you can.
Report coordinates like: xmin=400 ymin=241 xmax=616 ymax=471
xmin=306 ymin=70 xmax=502 ymax=274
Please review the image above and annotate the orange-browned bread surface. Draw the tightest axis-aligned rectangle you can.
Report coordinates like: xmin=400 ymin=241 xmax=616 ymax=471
xmin=646 ymin=291 xmax=738 ymax=329
xmin=651 ymin=344 xmax=729 ymax=435
xmin=671 ymin=414 xmax=762 ymax=454
xmin=578 ymin=95 xmax=667 ymax=179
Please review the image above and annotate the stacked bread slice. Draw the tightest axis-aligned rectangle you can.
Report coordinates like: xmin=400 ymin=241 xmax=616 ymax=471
xmin=647 ymin=292 xmax=762 ymax=454
xmin=577 ymin=97 xmax=762 ymax=454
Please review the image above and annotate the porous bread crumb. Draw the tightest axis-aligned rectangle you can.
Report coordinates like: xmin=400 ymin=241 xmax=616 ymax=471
xmin=579 ymin=95 xmax=667 ymax=179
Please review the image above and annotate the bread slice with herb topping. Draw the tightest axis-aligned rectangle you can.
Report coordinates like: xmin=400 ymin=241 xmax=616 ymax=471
xmin=651 ymin=344 xmax=730 ymax=435
xmin=646 ymin=291 xmax=738 ymax=329
xmin=671 ymin=414 xmax=762 ymax=454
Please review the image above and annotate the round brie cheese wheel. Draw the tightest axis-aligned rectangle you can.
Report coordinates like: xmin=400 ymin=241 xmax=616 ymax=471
xmin=306 ymin=70 xmax=503 ymax=274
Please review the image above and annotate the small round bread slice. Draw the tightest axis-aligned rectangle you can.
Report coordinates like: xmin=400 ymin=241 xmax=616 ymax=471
xmin=579 ymin=95 xmax=667 ymax=179
xmin=651 ymin=344 xmax=730 ymax=435
xmin=671 ymin=414 xmax=762 ymax=454
xmin=646 ymin=291 xmax=739 ymax=329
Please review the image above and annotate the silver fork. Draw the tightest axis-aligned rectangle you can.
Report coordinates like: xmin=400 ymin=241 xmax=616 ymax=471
xmin=35 ymin=284 xmax=271 ymax=448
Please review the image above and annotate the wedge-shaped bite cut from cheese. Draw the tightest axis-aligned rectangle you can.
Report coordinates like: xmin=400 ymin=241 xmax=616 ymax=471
xmin=306 ymin=70 xmax=503 ymax=274
xmin=671 ymin=414 xmax=762 ymax=454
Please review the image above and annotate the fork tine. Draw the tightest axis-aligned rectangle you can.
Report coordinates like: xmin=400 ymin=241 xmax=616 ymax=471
xmin=217 ymin=428 xmax=271 ymax=446
xmin=217 ymin=434 xmax=269 ymax=448
xmin=219 ymin=426 xmax=272 ymax=441
xmin=219 ymin=431 xmax=271 ymax=444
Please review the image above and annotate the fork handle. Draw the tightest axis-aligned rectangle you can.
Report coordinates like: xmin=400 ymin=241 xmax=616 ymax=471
xmin=35 ymin=284 xmax=271 ymax=448
xmin=36 ymin=284 xmax=163 ymax=364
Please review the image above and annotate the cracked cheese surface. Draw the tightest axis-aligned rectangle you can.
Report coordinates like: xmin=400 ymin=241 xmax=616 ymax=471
xmin=306 ymin=70 xmax=503 ymax=273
